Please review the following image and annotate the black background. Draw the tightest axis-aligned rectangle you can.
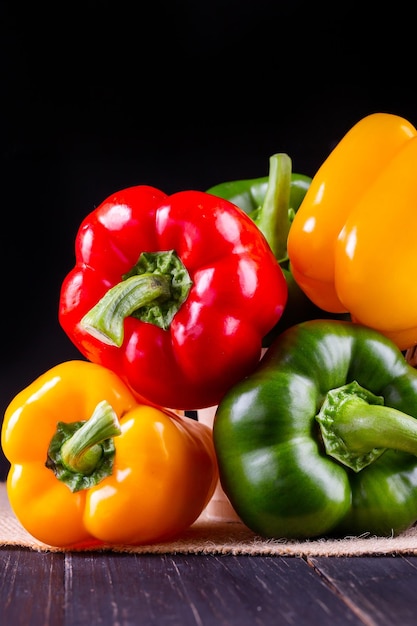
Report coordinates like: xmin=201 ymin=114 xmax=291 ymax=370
xmin=1 ymin=1 xmax=416 ymax=478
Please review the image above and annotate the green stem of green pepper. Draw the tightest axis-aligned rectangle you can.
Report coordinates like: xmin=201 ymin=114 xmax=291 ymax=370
xmin=251 ymin=153 xmax=291 ymax=263
xmin=206 ymin=156 xmax=350 ymax=344
xmin=317 ymin=380 xmax=417 ymax=472
xmin=206 ymin=161 xmax=311 ymax=221
xmin=206 ymin=154 xmax=311 ymax=266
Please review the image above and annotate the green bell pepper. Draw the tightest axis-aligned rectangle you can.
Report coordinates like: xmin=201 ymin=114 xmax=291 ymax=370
xmin=213 ymin=319 xmax=417 ymax=539
xmin=207 ymin=155 xmax=349 ymax=345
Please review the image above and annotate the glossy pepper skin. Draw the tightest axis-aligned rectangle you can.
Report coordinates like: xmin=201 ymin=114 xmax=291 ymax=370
xmin=213 ymin=319 xmax=417 ymax=540
xmin=287 ymin=112 xmax=417 ymax=351
xmin=58 ymin=186 xmax=287 ymax=410
xmin=1 ymin=360 xmax=218 ymax=548
xmin=207 ymin=154 xmax=349 ymax=345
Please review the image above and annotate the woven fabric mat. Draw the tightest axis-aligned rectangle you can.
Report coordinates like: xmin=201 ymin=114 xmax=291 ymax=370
xmin=2 ymin=483 xmax=417 ymax=556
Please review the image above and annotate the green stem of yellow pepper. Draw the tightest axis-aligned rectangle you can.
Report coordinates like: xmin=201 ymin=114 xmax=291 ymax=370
xmin=60 ymin=400 xmax=121 ymax=474
xmin=46 ymin=400 xmax=122 ymax=492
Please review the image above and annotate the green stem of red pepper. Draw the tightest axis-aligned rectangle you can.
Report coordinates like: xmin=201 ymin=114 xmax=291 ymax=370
xmin=81 ymin=249 xmax=193 ymax=345
xmin=316 ymin=381 xmax=417 ymax=472
xmin=81 ymin=273 xmax=171 ymax=346
xmin=46 ymin=400 xmax=122 ymax=492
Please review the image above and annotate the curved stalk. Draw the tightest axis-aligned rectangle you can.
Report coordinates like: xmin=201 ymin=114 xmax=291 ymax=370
xmin=316 ymin=380 xmax=417 ymax=472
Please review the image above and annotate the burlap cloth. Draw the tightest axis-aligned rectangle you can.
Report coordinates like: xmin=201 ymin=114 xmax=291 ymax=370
xmin=3 ymin=483 xmax=417 ymax=556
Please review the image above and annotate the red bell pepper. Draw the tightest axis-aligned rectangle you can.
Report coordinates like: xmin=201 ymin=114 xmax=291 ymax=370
xmin=58 ymin=185 xmax=287 ymax=410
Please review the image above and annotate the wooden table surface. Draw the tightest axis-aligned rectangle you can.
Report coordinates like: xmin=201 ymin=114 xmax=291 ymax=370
xmin=1 ymin=547 xmax=416 ymax=625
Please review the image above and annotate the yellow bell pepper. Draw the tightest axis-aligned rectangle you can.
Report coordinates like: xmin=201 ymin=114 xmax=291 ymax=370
xmin=1 ymin=360 xmax=218 ymax=548
xmin=287 ymin=112 xmax=417 ymax=350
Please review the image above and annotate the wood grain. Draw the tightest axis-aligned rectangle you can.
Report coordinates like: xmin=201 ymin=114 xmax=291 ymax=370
xmin=3 ymin=547 xmax=417 ymax=625
xmin=0 ymin=548 xmax=378 ymax=625
xmin=309 ymin=556 xmax=417 ymax=626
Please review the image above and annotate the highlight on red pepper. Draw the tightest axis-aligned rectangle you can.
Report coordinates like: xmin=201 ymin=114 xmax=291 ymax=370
xmin=58 ymin=186 xmax=287 ymax=410
xmin=1 ymin=360 xmax=219 ymax=548
xmin=287 ymin=112 xmax=417 ymax=351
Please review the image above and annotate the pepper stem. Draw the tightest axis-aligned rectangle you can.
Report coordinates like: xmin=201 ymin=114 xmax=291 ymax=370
xmin=60 ymin=400 xmax=121 ymax=474
xmin=46 ymin=400 xmax=122 ymax=492
xmin=253 ymin=153 xmax=292 ymax=263
xmin=316 ymin=381 xmax=417 ymax=472
xmin=81 ymin=273 xmax=171 ymax=346
xmin=81 ymin=249 xmax=193 ymax=346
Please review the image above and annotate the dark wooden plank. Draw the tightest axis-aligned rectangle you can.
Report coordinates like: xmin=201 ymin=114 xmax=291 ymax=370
xmin=64 ymin=553 xmax=363 ymax=625
xmin=0 ymin=547 xmax=65 ymax=625
xmin=165 ymin=555 xmax=364 ymax=626
xmin=310 ymin=555 xmax=417 ymax=626
xmin=8 ymin=548 xmax=417 ymax=626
